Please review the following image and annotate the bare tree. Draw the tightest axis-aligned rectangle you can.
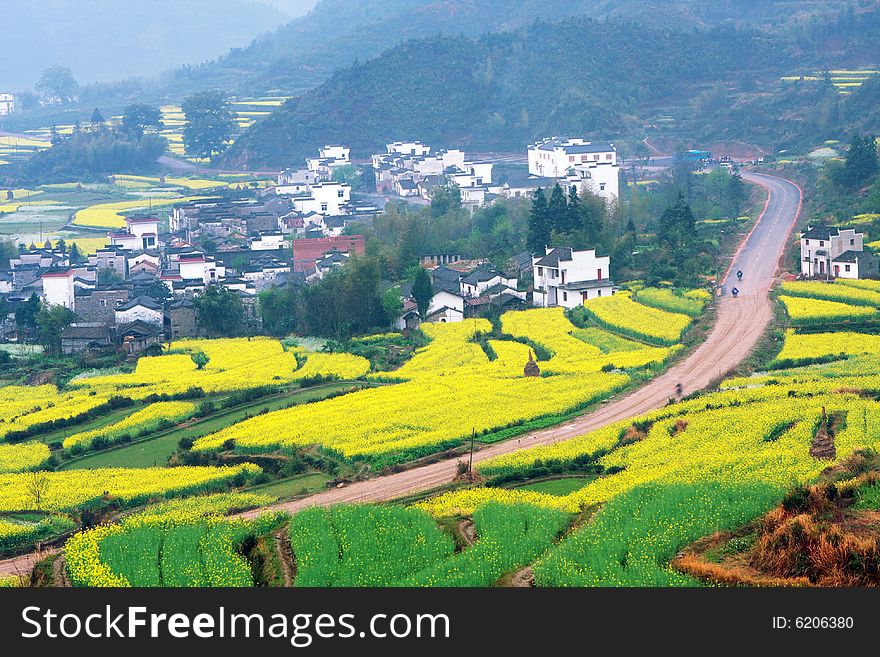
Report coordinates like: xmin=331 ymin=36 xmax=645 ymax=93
xmin=26 ymin=472 xmax=50 ymax=511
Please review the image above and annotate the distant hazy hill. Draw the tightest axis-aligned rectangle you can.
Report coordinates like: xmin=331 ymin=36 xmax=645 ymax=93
xmin=0 ymin=0 xmax=292 ymax=90
xmin=163 ymin=0 xmax=872 ymax=96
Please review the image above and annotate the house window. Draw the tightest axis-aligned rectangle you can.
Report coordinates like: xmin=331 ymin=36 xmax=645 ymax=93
xmin=597 ymin=268 xmax=603 ymax=280
xmin=562 ymin=291 xmax=568 ymax=302
xmin=606 ymin=154 xmax=612 ymax=160
xmin=819 ymin=241 xmax=824 ymax=247
xmin=537 ymin=267 xmax=543 ymax=276
xmin=321 ymin=203 xmax=328 ymax=212
xmin=100 ymin=299 xmax=107 ymax=307
xmin=845 ymin=264 xmax=851 ymax=272
xmin=568 ymin=156 xmax=575 ymax=162
xmin=600 ymin=183 xmax=606 ymax=191
xmin=597 ymin=289 xmax=602 ymax=297
xmin=805 ymin=240 xmax=809 ymax=245
xmin=851 ymin=239 xmax=855 ymax=245
xmin=338 ymin=190 xmax=344 ymax=198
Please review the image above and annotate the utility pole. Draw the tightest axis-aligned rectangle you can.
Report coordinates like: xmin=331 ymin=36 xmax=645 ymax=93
xmin=468 ymin=427 xmax=475 ymax=481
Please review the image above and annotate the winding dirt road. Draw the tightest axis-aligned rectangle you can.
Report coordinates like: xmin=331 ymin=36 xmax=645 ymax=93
xmin=0 ymin=171 xmax=801 ymax=575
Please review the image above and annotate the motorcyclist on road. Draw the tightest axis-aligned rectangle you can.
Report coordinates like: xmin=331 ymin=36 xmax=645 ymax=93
xmin=675 ymin=383 xmax=683 ymax=397
xmin=731 ymin=286 xmax=739 ymax=298
xmin=736 ymin=269 xmax=743 ymax=281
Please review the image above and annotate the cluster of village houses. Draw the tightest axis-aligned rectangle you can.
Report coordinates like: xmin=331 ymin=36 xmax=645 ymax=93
xmin=0 ymin=134 xmax=873 ymax=355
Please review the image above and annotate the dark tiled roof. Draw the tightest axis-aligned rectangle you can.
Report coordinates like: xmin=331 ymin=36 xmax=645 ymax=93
xmin=461 ymin=267 xmax=502 ymax=285
xmin=801 ymin=226 xmax=840 ymax=240
xmin=833 ymin=250 xmax=876 ymax=264
xmin=557 ymin=278 xmax=615 ymax=291
xmin=116 ymin=295 xmax=163 ymax=311
xmin=61 ymin=325 xmax=110 ymax=340
xmin=534 ymin=247 xmax=573 ymax=267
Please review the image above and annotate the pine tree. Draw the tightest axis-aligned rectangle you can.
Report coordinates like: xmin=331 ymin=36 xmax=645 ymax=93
xmin=412 ymin=267 xmax=434 ymax=320
xmin=658 ymin=192 xmax=696 ymax=252
xmin=547 ymin=183 xmax=568 ymax=235
xmin=563 ymin=185 xmax=581 ymax=233
xmin=842 ymin=133 xmax=878 ymax=189
xmin=527 ymin=188 xmax=550 ymax=253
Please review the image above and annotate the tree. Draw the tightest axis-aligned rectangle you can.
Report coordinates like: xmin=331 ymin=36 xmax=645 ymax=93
xmin=658 ymin=192 xmax=696 ymax=252
xmin=182 ymin=91 xmax=234 ymax=158
xmin=562 ymin=185 xmax=581 ymax=233
xmin=381 ymin=287 xmax=404 ymax=328
xmin=90 ymin=108 xmax=105 ymax=127
xmin=97 ymin=267 xmax=124 ymax=286
xmin=527 ymin=188 xmax=551 ymax=253
xmin=26 ymin=472 xmax=50 ymax=511
xmin=726 ymin=170 xmax=747 ymax=216
xmin=841 ymin=133 xmax=878 ymax=189
xmin=546 ymin=183 xmax=568 ymax=234
xmin=0 ymin=239 xmax=16 ymax=269
xmin=121 ymin=104 xmax=162 ymax=138
xmin=412 ymin=267 xmax=434 ymax=320
xmin=35 ymin=65 xmax=78 ymax=104
xmin=15 ymin=293 xmax=41 ymax=341
xmin=258 ymin=284 xmax=300 ymax=337
xmin=68 ymin=243 xmax=84 ymax=264
xmin=36 ymin=304 xmax=75 ymax=356
xmin=193 ymin=284 xmax=244 ymax=337
xmin=55 ymin=237 xmax=66 ymax=253
xmin=430 ymin=183 xmax=462 ymax=217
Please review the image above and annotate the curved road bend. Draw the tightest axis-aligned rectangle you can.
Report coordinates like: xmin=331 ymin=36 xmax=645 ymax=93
xmin=0 ymin=172 xmax=801 ymax=574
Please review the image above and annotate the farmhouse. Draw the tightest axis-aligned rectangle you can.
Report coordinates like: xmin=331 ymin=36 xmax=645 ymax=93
xmin=527 ymin=137 xmax=620 ymax=203
xmin=532 ymin=246 xmax=614 ymax=309
xmin=115 ymin=296 xmax=164 ymax=326
xmin=831 ymin=250 xmax=880 ymax=280
xmin=799 ymin=226 xmax=871 ymax=278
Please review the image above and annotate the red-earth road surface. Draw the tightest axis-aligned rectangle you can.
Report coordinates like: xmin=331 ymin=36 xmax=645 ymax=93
xmin=0 ymin=171 xmax=801 ymax=575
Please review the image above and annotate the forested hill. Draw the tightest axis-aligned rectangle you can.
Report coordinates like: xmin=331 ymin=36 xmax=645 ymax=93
xmin=222 ymin=2 xmax=880 ymax=168
xmin=163 ymin=0 xmax=874 ymax=97
xmin=223 ymin=18 xmax=789 ymax=167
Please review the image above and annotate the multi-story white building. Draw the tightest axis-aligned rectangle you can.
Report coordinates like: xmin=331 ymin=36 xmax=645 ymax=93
xmin=528 ymin=137 xmax=620 ymax=203
xmin=286 ymin=181 xmax=351 ymax=216
xmin=532 ymin=246 xmax=614 ymax=309
xmin=41 ymin=268 xmax=76 ymax=308
xmin=306 ymin=144 xmax=351 ymax=180
xmin=799 ymin=226 xmax=864 ymax=277
xmin=0 ymin=94 xmax=14 ymax=116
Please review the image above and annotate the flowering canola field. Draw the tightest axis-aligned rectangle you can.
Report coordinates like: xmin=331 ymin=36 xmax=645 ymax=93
xmin=191 ymin=308 xmax=685 ymax=463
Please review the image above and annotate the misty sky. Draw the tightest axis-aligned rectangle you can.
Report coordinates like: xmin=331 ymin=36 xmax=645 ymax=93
xmin=1 ymin=0 xmax=319 ymax=91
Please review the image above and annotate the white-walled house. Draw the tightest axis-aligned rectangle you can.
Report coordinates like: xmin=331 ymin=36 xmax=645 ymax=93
xmin=528 ymin=137 xmax=620 ymax=204
xmin=177 ymin=253 xmax=225 ymax=284
xmin=114 ymin=296 xmax=163 ymax=326
xmin=0 ymin=94 xmax=14 ymax=116
xmin=426 ymin=290 xmax=464 ymax=323
xmin=41 ymin=268 xmax=75 ymax=308
xmin=250 ymin=232 xmax=285 ymax=251
xmin=460 ymin=267 xmax=517 ymax=298
xmin=284 ymin=181 xmax=351 ymax=216
xmin=800 ymin=226 xmax=866 ymax=277
xmin=831 ymin=250 xmax=880 ymax=279
xmin=125 ymin=216 xmax=159 ymax=250
xmin=532 ymin=247 xmax=614 ymax=309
